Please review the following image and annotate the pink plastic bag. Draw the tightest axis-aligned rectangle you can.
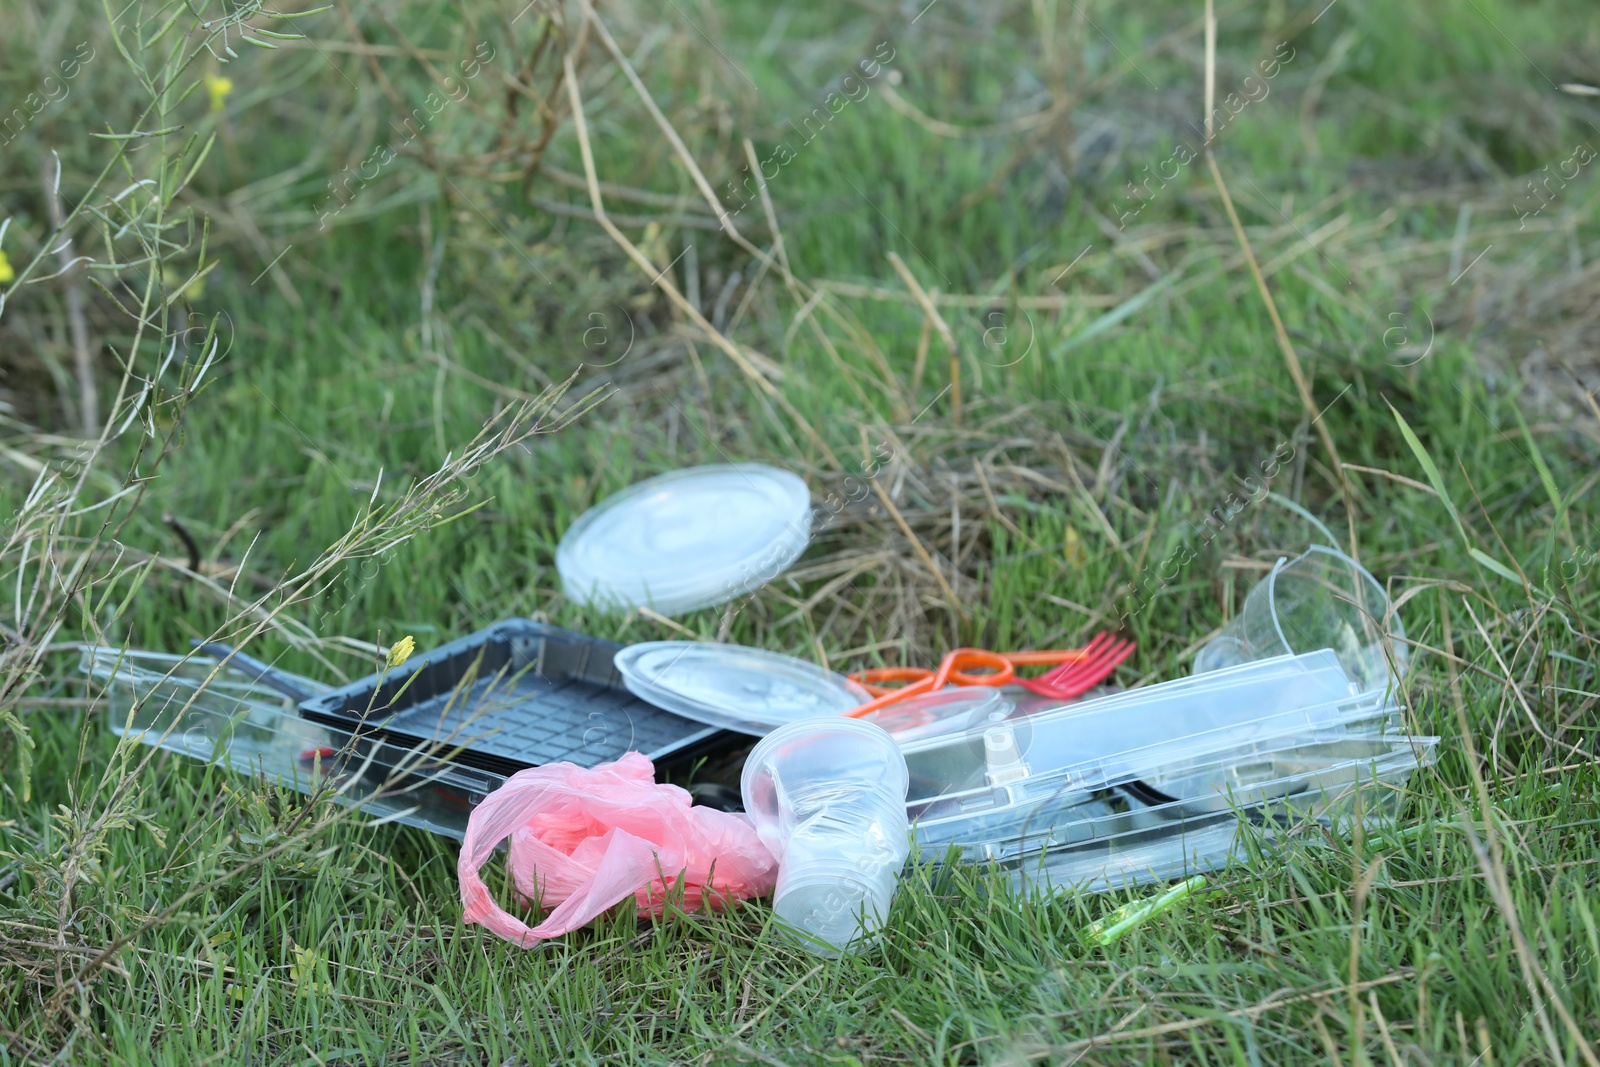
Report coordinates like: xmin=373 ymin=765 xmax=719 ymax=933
xmin=458 ymin=752 xmax=777 ymax=946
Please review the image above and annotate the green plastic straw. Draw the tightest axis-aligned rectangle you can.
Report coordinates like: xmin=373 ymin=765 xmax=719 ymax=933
xmin=1086 ymin=875 xmax=1208 ymax=946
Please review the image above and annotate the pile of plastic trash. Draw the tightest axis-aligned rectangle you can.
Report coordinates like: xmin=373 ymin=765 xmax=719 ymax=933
xmin=85 ymin=464 xmax=1428 ymax=958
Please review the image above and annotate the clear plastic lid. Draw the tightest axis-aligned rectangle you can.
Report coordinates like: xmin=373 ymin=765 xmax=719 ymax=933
xmin=615 ymin=641 xmax=869 ymax=735
xmin=557 ymin=464 xmax=812 ymax=616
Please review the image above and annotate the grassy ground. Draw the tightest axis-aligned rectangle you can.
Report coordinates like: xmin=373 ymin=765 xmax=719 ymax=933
xmin=2 ymin=0 xmax=1599 ymax=1062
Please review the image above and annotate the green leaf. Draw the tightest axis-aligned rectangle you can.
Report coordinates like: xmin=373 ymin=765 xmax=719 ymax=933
xmin=1 ymin=708 xmax=33 ymax=802
xmin=1509 ymin=403 xmax=1569 ymax=578
xmin=1469 ymin=548 xmax=1523 ymax=586
xmin=1390 ymin=402 xmax=1523 ymax=585
xmin=1511 ymin=404 xmax=1564 ymax=520
xmin=1388 ymin=401 xmax=1467 ymax=544
xmin=181 ymin=131 xmax=218 ymax=191
xmin=1054 ymin=271 xmax=1179 ymax=355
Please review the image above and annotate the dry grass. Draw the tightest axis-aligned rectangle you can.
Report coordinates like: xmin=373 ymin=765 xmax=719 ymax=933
xmin=1 ymin=0 xmax=1598 ymax=1062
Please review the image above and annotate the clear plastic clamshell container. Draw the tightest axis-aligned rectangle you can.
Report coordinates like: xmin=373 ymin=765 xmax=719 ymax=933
xmin=902 ymin=651 xmax=1406 ymax=849
xmin=84 ymin=648 xmax=503 ymax=840
xmin=992 ymin=734 xmax=1438 ymax=894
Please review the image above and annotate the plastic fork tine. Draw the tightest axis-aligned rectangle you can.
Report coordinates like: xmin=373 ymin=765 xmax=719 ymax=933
xmin=1082 ymin=635 xmax=1135 ymax=676
xmin=1035 ymin=632 xmax=1115 ymax=685
xmin=1052 ymin=637 xmax=1134 ymax=697
xmin=1032 ymin=632 xmax=1116 ymax=688
xmin=1016 ymin=631 xmax=1134 ymax=701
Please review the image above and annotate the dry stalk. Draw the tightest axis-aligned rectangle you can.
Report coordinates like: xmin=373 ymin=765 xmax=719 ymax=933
xmin=1201 ymin=0 xmax=1357 ymax=558
xmin=1453 ymin=605 xmax=1600 ymax=1067
xmin=888 ymin=253 xmax=960 ymax=425
xmin=559 ymin=52 xmax=840 ymax=470
xmin=39 ymin=158 xmax=96 ymax=438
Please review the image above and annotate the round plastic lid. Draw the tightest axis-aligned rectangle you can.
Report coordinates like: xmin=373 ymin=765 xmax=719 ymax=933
xmin=615 ymin=641 xmax=869 ymax=736
xmin=557 ymin=464 xmax=811 ymax=617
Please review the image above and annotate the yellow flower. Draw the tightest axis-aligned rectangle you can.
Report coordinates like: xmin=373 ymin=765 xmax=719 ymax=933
xmin=0 ymin=251 xmax=13 ymax=284
xmin=387 ymin=635 xmax=415 ymax=669
xmin=1062 ymin=525 xmax=1085 ymax=566
xmin=206 ymin=74 xmax=234 ymax=113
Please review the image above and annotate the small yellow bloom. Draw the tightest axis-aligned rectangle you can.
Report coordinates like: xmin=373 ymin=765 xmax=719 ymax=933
xmin=0 ymin=251 xmax=13 ymax=284
xmin=387 ymin=635 xmax=415 ymax=669
xmin=1062 ymin=525 xmax=1085 ymax=566
xmin=205 ymin=74 xmax=234 ymax=113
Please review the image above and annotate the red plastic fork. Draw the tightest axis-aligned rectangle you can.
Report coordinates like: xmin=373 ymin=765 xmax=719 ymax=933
xmin=1012 ymin=630 xmax=1135 ymax=702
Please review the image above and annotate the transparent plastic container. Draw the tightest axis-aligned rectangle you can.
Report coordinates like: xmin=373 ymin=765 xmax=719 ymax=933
xmin=85 ymin=649 xmax=504 ymax=840
xmin=896 ymin=649 xmax=1422 ymax=857
xmin=993 ymin=735 xmax=1438 ymax=894
xmin=740 ymin=718 xmax=910 ymax=956
xmin=906 ymin=690 xmax=1404 ymax=850
xmin=923 ymin=730 xmax=1432 ymax=853
xmin=1194 ymin=546 xmax=1409 ymax=691
xmin=981 ymin=648 xmax=1359 ymax=732
xmin=901 ymin=651 xmax=1363 ymax=808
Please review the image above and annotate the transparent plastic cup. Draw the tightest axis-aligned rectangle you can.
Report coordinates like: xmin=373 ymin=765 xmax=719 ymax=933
xmin=740 ymin=718 xmax=910 ymax=957
xmin=1194 ymin=546 xmax=1408 ymax=692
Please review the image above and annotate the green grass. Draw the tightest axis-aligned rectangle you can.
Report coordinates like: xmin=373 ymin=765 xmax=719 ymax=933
xmin=3 ymin=0 xmax=1599 ymax=1062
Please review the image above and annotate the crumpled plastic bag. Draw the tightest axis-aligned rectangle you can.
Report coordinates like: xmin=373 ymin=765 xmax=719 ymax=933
xmin=458 ymin=752 xmax=778 ymax=946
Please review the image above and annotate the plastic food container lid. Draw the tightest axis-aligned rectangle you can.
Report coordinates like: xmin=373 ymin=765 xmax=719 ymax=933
xmin=557 ymin=464 xmax=812 ymax=617
xmin=615 ymin=641 xmax=869 ymax=735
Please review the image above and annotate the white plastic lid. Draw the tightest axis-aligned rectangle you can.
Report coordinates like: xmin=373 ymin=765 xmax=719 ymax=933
xmin=615 ymin=641 xmax=869 ymax=735
xmin=557 ymin=464 xmax=812 ymax=617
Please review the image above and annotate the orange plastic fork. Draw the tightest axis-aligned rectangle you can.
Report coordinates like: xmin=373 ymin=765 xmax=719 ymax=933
xmin=843 ymin=633 xmax=1135 ymax=719
xmin=1017 ymin=631 xmax=1135 ymax=701
xmin=845 ymin=647 xmax=1018 ymax=719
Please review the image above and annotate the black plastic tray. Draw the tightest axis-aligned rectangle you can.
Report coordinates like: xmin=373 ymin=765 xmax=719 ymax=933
xmin=298 ymin=620 xmax=730 ymax=778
